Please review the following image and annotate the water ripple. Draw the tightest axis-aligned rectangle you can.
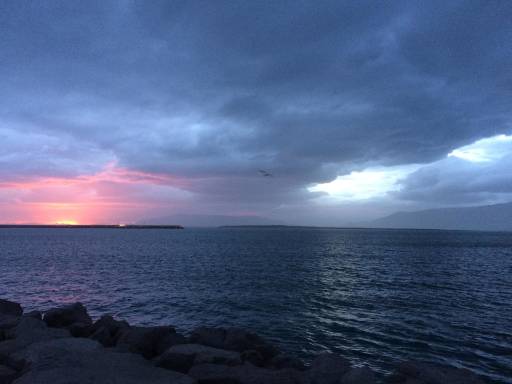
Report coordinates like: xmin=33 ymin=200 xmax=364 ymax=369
xmin=0 ymin=227 xmax=511 ymax=383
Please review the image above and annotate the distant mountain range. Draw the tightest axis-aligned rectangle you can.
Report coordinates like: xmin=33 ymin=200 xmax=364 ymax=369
xmin=138 ymin=214 xmax=284 ymax=227
xmin=369 ymin=202 xmax=512 ymax=231
xmin=137 ymin=203 xmax=512 ymax=231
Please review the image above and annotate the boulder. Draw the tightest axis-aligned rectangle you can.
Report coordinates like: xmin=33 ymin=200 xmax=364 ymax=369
xmin=188 ymin=362 xmax=304 ymax=384
xmin=308 ymin=353 xmax=352 ymax=384
xmin=0 ymin=316 xmax=19 ymax=331
xmin=87 ymin=314 xmax=130 ymax=347
xmin=90 ymin=326 xmax=115 ymax=347
xmin=10 ymin=337 xmax=101 ymax=367
xmin=67 ymin=322 xmax=92 ymax=338
xmin=160 ymin=332 xmax=189 ymax=351
xmin=5 ymin=317 xmax=69 ymax=347
xmin=91 ymin=315 xmax=129 ymax=336
xmin=269 ymin=354 xmax=306 ymax=371
xmin=22 ymin=311 xmax=41 ymax=321
xmin=224 ymin=328 xmax=279 ymax=360
xmin=43 ymin=303 xmax=92 ymax=329
xmin=116 ymin=325 xmax=179 ymax=358
xmin=190 ymin=328 xmax=225 ymax=349
xmin=184 ymin=345 xmax=241 ymax=366
xmin=341 ymin=366 xmax=377 ymax=384
xmin=190 ymin=327 xmax=279 ymax=361
xmin=386 ymin=361 xmax=486 ymax=384
xmin=0 ymin=317 xmax=70 ymax=367
xmin=241 ymin=350 xmax=264 ymax=367
xmin=0 ymin=312 xmax=21 ymax=344
xmin=0 ymin=316 xmax=19 ymax=344
xmin=0 ymin=365 xmax=17 ymax=384
xmin=1 ymin=351 xmax=25 ymax=374
xmin=156 ymin=344 xmax=242 ymax=373
xmin=0 ymin=301 xmax=22 ymax=318
xmin=11 ymin=338 xmax=196 ymax=384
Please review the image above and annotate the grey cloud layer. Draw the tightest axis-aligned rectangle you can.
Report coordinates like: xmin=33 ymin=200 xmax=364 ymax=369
xmin=1 ymin=0 xmax=511 ymax=215
xmin=395 ymin=155 xmax=512 ymax=205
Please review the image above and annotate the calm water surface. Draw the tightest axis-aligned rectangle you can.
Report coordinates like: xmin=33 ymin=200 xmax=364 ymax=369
xmin=0 ymin=228 xmax=511 ymax=383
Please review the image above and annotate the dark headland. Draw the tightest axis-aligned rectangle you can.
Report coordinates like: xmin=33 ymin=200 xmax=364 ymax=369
xmin=0 ymin=225 xmax=183 ymax=229
xmin=0 ymin=299 xmax=488 ymax=384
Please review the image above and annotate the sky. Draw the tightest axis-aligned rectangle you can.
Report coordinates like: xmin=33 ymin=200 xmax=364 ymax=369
xmin=0 ymin=1 xmax=511 ymax=225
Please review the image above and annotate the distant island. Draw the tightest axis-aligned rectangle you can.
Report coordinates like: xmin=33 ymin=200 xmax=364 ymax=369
xmin=0 ymin=225 xmax=184 ymax=229
xmin=221 ymin=225 xmax=303 ymax=229
xmin=220 ymin=225 xmax=353 ymax=230
xmin=138 ymin=214 xmax=285 ymax=227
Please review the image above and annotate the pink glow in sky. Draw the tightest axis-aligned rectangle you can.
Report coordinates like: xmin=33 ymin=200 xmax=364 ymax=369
xmin=0 ymin=163 xmax=191 ymax=224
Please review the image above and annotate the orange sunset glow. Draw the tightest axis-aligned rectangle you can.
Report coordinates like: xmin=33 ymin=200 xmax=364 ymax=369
xmin=0 ymin=163 xmax=191 ymax=224
xmin=55 ymin=219 xmax=79 ymax=225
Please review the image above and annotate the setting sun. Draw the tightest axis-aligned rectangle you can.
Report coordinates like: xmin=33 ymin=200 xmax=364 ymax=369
xmin=55 ymin=220 xmax=79 ymax=225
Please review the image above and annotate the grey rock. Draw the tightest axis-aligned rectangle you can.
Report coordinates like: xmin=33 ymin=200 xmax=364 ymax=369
xmin=190 ymin=328 xmax=225 ymax=349
xmin=386 ymin=361 xmax=486 ymax=384
xmin=156 ymin=344 xmax=241 ymax=373
xmin=11 ymin=338 xmax=195 ymax=384
xmin=159 ymin=332 xmax=189 ymax=351
xmin=308 ymin=353 xmax=351 ymax=384
xmin=68 ymin=322 xmax=93 ymax=338
xmin=188 ymin=362 xmax=304 ymax=384
xmin=241 ymin=350 xmax=264 ymax=367
xmin=341 ymin=366 xmax=377 ymax=384
xmin=0 ymin=364 xmax=17 ymax=384
xmin=88 ymin=315 xmax=130 ymax=347
xmin=22 ymin=311 xmax=41 ymax=321
xmin=224 ymin=328 xmax=279 ymax=360
xmin=0 ymin=316 xmax=19 ymax=341
xmin=270 ymin=354 xmax=306 ymax=371
xmin=116 ymin=325 xmax=178 ymax=358
xmin=43 ymin=302 xmax=92 ymax=328
xmin=5 ymin=317 xmax=69 ymax=348
xmin=184 ymin=345 xmax=240 ymax=366
xmin=190 ymin=327 xmax=279 ymax=361
xmin=156 ymin=349 xmax=195 ymax=374
xmin=0 ymin=301 xmax=22 ymax=318
xmin=0 ymin=317 xmax=69 ymax=367
xmin=90 ymin=315 xmax=129 ymax=338
xmin=0 ymin=316 xmax=19 ymax=332
xmin=90 ymin=326 xmax=115 ymax=347
xmin=11 ymin=337 xmax=101 ymax=367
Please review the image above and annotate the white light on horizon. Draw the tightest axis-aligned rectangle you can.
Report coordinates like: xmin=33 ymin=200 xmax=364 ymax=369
xmin=309 ymin=164 xmax=420 ymax=201
xmin=448 ymin=134 xmax=512 ymax=163
xmin=310 ymin=134 xmax=512 ymax=202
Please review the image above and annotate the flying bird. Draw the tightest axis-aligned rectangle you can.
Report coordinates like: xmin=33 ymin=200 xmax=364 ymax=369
xmin=258 ymin=169 xmax=273 ymax=177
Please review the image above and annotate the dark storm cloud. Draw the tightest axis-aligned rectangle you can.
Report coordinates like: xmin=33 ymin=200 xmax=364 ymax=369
xmin=395 ymin=150 xmax=512 ymax=206
xmin=1 ymin=0 xmax=511 ymax=214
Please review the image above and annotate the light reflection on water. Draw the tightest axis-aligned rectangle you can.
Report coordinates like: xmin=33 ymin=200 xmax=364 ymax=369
xmin=0 ymin=228 xmax=511 ymax=383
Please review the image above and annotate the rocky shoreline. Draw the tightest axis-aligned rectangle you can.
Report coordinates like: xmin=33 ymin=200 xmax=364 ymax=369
xmin=0 ymin=299 xmax=487 ymax=384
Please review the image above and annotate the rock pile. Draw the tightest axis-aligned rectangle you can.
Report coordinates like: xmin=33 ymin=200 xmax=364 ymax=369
xmin=0 ymin=298 xmax=487 ymax=384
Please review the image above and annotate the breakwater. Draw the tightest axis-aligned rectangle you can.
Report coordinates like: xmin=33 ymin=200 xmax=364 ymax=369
xmin=0 ymin=299 xmax=488 ymax=384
